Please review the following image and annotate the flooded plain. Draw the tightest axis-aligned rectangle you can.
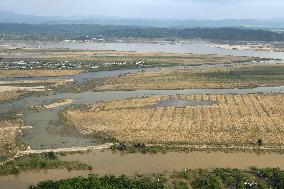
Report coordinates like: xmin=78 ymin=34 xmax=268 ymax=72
xmin=0 ymin=82 xmax=284 ymax=150
xmin=2 ymin=41 xmax=284 ymax=59
xmin=0 ymin=43 xmax=284 ymax=188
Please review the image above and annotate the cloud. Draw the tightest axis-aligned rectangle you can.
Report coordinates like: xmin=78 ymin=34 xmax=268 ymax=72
xmin=1 ymin=0 xmax=284 ymax=19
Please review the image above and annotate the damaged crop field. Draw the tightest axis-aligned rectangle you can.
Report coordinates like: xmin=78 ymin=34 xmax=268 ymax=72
xmin=96 ymin=64 xmax=284 ymax=91
xmin=63 ymin=94 xmax=284 ymax=149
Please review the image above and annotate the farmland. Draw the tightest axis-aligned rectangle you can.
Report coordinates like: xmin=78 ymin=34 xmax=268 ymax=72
xmin=64 ymin=94 xmax=284 ymax=148
xmin=0 ymin=49 xmax=264 ymax=72
xmin=96 ymin=63 xmax=284 ymax=91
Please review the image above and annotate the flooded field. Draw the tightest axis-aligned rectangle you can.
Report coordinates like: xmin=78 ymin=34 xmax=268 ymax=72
xmin=0 ymin=43 xmax=284 ymax=188
xmin=64 ymin=94 xmax=284 ymax=145
xmin=0 ymin=84 xmax=283 ymax=150
xmin=155 ymin=99 xmax=217 ymax=107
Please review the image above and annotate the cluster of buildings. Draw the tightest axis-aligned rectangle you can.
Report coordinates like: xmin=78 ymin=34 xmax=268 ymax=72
xmin=0 ymin=59 xmax=145 ymax=70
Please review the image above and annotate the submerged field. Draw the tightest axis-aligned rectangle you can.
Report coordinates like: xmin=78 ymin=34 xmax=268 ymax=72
xmin=64 ymin=94 xmax=284 ymax=148
xmin=96 ymin=63 xmax=284 ymax=91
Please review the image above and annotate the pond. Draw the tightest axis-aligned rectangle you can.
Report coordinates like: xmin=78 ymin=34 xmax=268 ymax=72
xmin=156 ymin=99 xmax=217 ymax=107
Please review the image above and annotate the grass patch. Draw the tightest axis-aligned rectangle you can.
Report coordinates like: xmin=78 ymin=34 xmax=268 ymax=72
xmin=0 ymin=152 xmax=92 ymax=176
xmin=29 ymin=167 xmax=284 ymax=189
xmin=29 ymin=174 xmax=165 ymax=189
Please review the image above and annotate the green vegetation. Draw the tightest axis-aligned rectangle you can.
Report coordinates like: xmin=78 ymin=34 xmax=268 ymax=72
xmin=29 ymin=168 xmax=284 ymax=189
xmin=251 ymin=167 xmax=284 ymax=189
xmin=173 ymin=168 xmax=275 ymax=189
xmin=111 ymin=143 xmax=167 ymax=154
xmin=195 ymin=65 xmax=284 ymax=82
xmin=94 ymin=64 xmax=284 ymax=91
xmin=0 ymin=23 xmax=284 ymax=42
xmin=0 ymin=152 xmax=92 ymax=176
xmin=29 ymin=174 xmax=165 ymax=189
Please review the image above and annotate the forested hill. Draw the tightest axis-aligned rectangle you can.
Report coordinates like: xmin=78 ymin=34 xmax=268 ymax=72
xmin=0 ymin=23 xmax=283 ymax=42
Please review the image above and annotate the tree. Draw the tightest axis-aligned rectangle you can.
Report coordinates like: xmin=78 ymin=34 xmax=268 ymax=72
xmin=257 ymin=139 xmax=263 ymax=147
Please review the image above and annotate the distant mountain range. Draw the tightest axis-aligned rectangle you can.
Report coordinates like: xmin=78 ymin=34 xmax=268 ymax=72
xmin=1 ymin=9 xmax=284 ymax=29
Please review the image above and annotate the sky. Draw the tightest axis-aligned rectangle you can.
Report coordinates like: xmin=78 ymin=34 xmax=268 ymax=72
xmin=1 ymin=0 xmax=284 ymax=19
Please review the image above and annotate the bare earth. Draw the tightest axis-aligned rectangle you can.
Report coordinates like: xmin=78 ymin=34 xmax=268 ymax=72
xmin=0 ymin=91 xmax=27 ymax=102
xmin=64 ymin=94 xmax=284 ymax=147
xmin=0 ymin=120 xmax=23 ymax=154
xmin=0 ymin=70 xmax=81 ymax=78
xmin=32 ymin=99 xmax=73 ymax=110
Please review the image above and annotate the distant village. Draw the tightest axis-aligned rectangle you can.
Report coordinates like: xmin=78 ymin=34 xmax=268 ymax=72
xmin=0 ymin=58 xmax=146 ymax=70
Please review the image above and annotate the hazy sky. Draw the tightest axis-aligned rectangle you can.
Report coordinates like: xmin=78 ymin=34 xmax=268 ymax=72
xmin=1 ymin=0 xmax=284 ymax=19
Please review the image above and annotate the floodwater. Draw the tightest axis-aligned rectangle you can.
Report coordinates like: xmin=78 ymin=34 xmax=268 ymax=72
xmin=62 ymin=150 xmax=284 ymax=174
xmin=1 ymin=43 xmax=284 ymax=188
xmin=0 ymin=85 xmax=284 ymax=149
xmin=1 ymin=150 xmax=284 ymax=189
xmin=0 ymin=62 xmax=283 ymax=149
xmin=2 ymin=41 xmax=284 ymax=59
xmin=0 ymin=170 xmax=90 ymax=189
xmin=156 ymin=99 xmax=217 ymax=107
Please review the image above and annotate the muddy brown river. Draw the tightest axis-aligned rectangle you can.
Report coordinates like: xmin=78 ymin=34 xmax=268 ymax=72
xmin=1 ymin=150 xmax=284 ymax=189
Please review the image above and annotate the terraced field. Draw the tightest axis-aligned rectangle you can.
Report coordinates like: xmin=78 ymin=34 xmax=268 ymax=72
xmin=64 ymin=94 xmax=284 ymax=147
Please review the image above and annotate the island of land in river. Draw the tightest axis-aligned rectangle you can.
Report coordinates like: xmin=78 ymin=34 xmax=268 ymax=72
xmin=94 ymin=63 xmax=284 ymax=91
